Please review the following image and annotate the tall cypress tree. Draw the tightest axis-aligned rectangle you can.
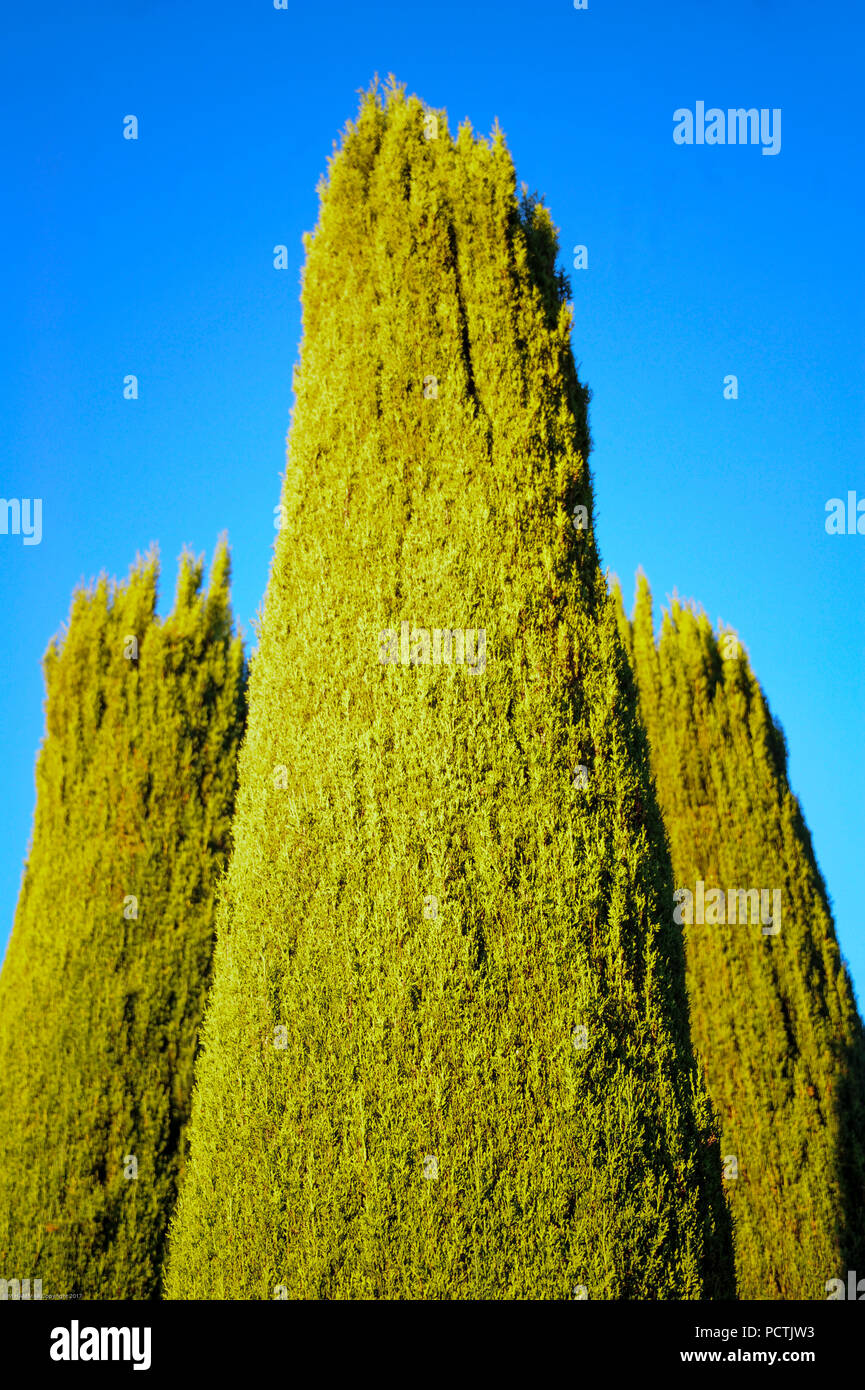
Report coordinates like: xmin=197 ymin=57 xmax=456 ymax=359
xmin=166 ymin=81 xmax=734 ymax=1300
xmin=0 ymin=542 xmax=245 ymax=1299
xmin=616 ymin=572 xmax=865 ymax=1298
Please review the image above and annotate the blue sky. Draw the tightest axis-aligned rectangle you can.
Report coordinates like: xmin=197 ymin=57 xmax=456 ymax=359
xmin=2 ymin=0 xmax=862 ymax=998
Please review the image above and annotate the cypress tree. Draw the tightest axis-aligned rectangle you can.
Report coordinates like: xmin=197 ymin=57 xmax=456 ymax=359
xmin=616 ymin=572 xmax=865 ymax=1298
xmin=0 ymin=542 xmax=246 ymax=1299
xmin=166 ymin=81 xmax=734 ymax=1300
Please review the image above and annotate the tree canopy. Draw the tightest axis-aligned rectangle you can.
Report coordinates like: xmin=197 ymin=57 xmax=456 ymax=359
xmin=166 ymin=82 xmax=734 ymax=1300
xmin=0 ymin=543 xmax=246 ymax=1298
xmin=616 ymin=571 xmax=865 ymax=1298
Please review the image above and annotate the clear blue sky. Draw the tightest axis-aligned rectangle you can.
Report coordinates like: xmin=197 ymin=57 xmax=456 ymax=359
xmin=2 ymin=1 xmax=863 ymax=998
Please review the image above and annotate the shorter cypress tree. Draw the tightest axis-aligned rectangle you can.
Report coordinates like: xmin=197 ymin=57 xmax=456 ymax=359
xmin=0 ymin=542 xmax=245 ymax=1299
xmin=616 ymin=573 xmax=865 ymax=1298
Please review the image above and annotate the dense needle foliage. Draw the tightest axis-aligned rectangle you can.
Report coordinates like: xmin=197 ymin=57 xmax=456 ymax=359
xmin=616 ymin=572 xmax=865 ymax=1299
xmin=166 ymin=82 xmax=734 ymax=1300
xmin=0 ymin=543 xmax=245 ymax=1298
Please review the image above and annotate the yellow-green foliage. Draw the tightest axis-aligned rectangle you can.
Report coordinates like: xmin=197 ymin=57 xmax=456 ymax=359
xmin=617 ymin=572 xmax=865 ymax=1298
xmin=0 ymin=543 xmax=245 ymax=1299
xmin=166 ymin=82 xmax=735 ymax=1299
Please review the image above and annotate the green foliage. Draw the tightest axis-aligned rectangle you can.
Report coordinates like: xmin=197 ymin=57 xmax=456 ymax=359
xmin=0 ymin=542 xmax=246 ymax=1299
xmin=617 ymin=571 xmax=865 ymax=1298
xmin=166 ymin=81 xmax=734 ymax=1300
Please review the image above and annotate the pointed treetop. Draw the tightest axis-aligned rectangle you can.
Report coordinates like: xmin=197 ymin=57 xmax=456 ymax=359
xmin=174 ymin=548 xmax=205 ymax=614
